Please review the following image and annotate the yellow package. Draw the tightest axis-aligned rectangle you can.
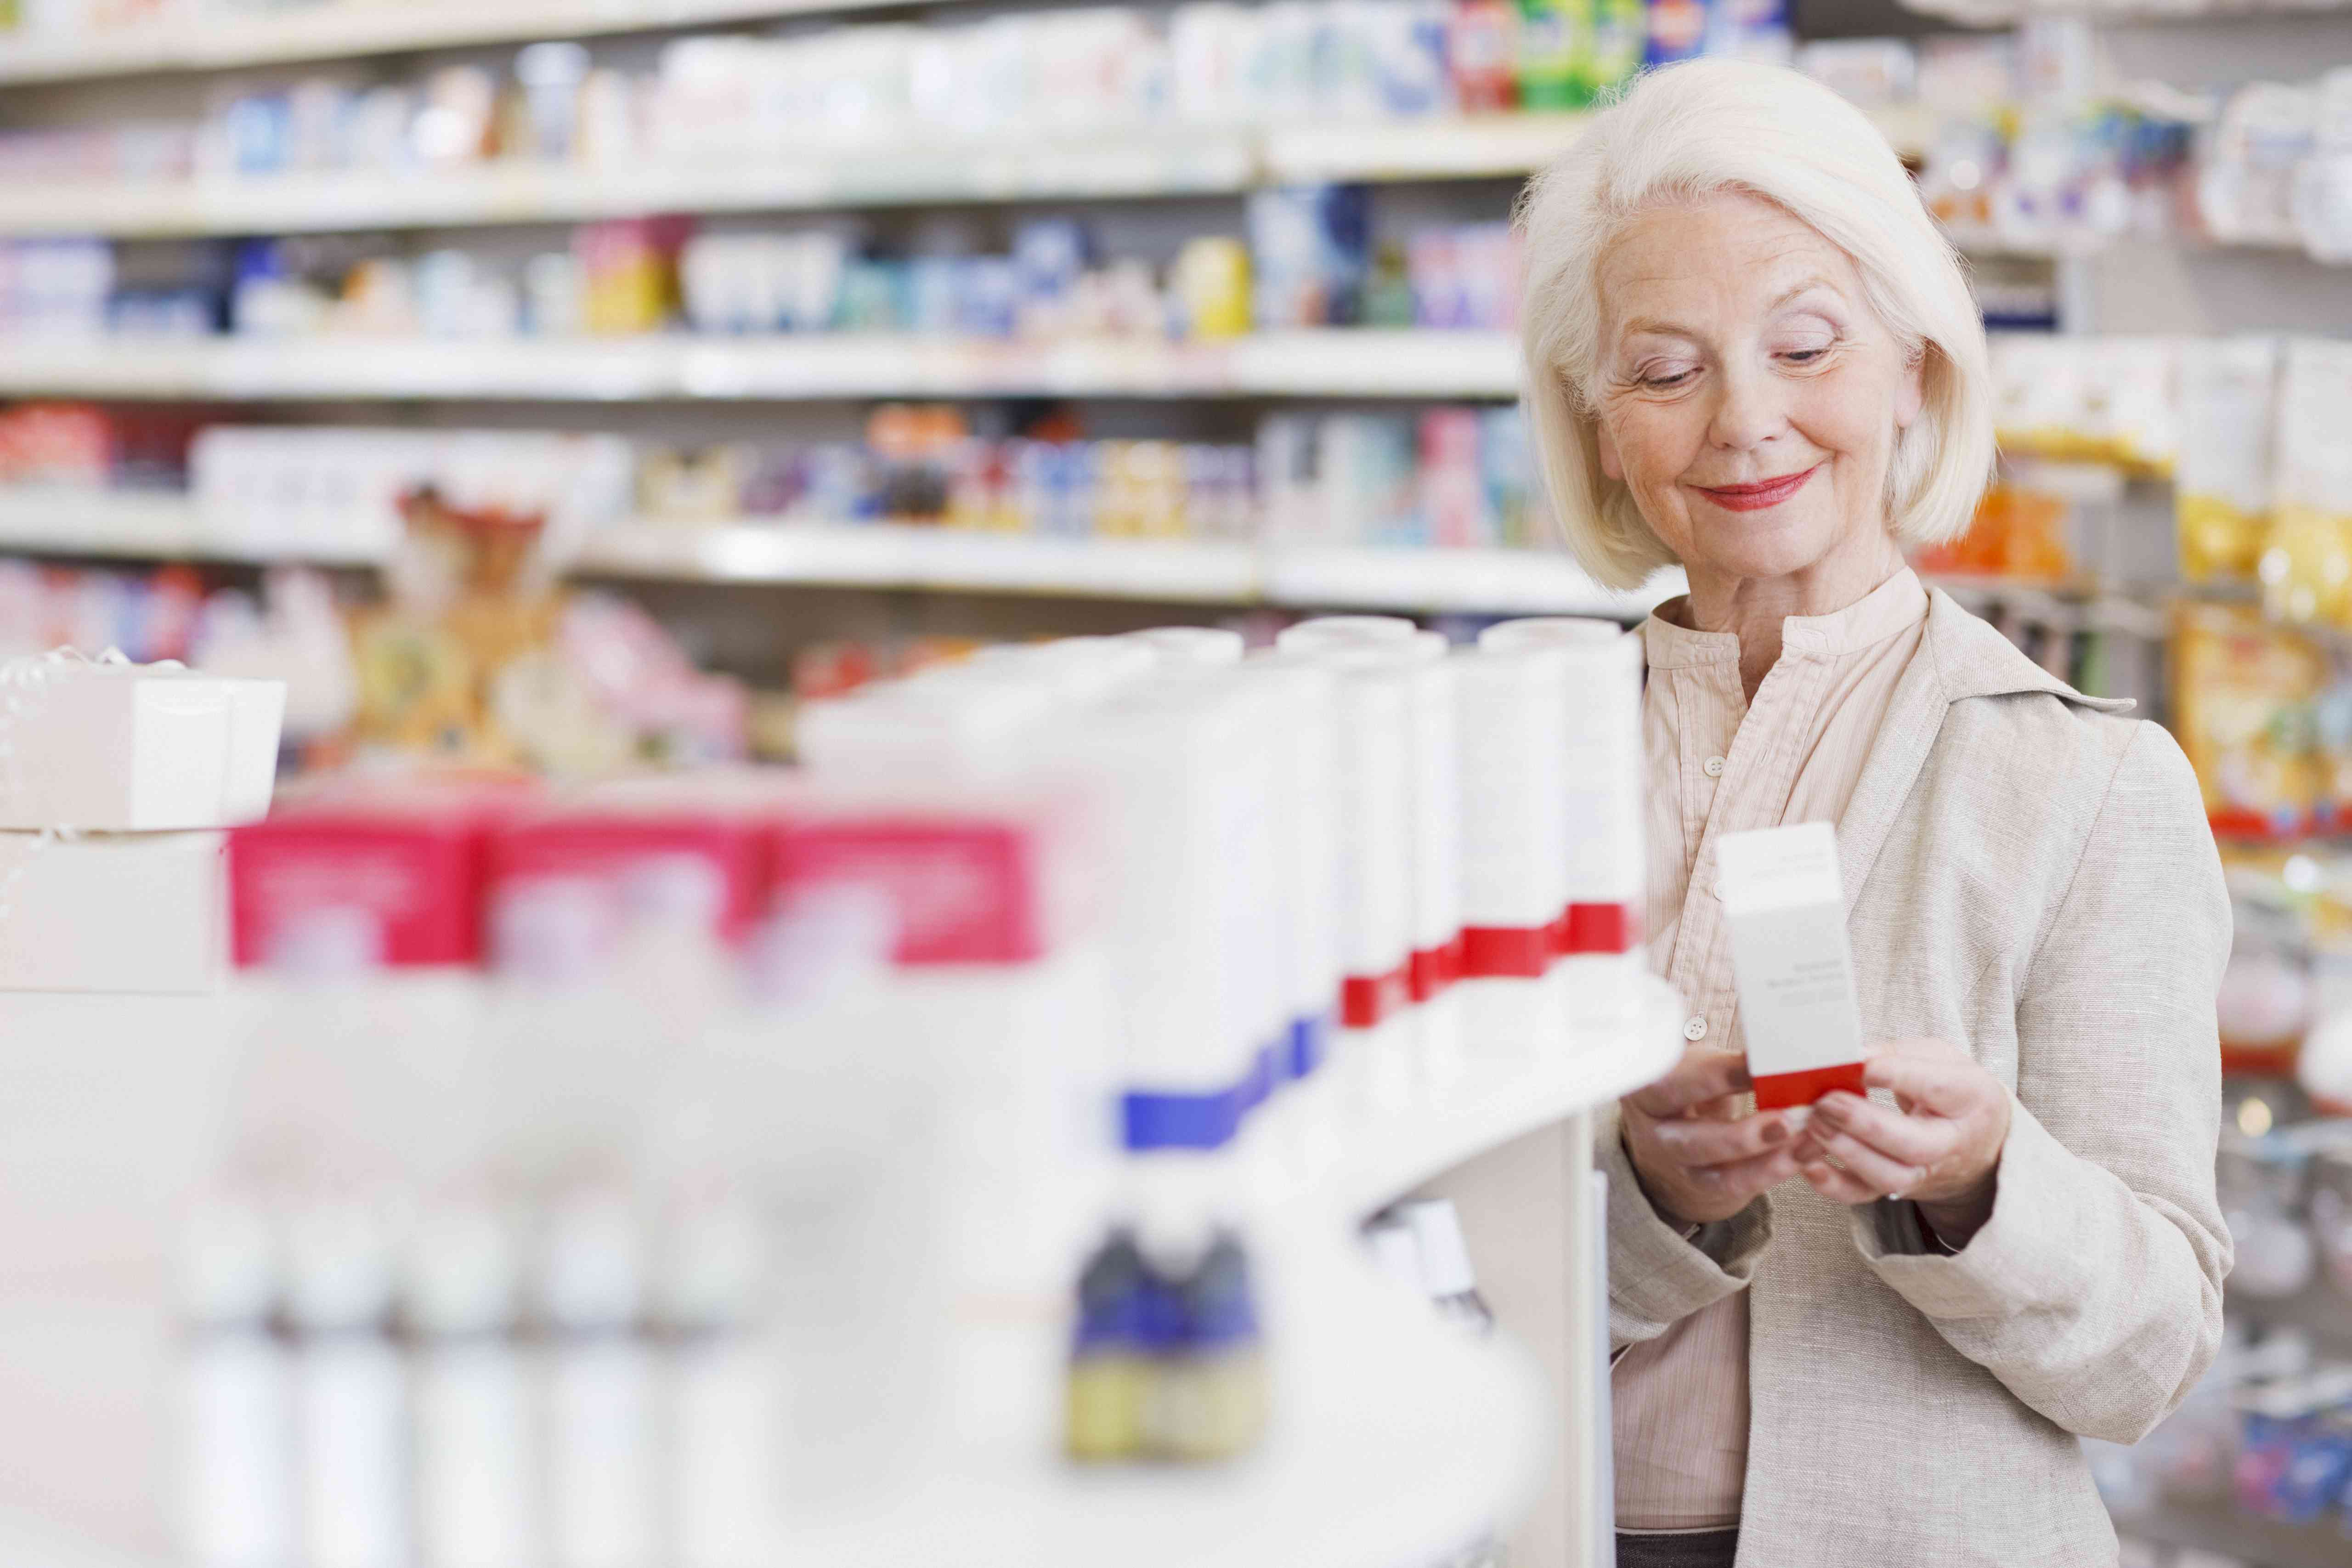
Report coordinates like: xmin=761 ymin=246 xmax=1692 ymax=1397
xmin=1172 ymin=238 xmax=1252 ymax=342
xmin=2172 ymin=600 xmax=2325 ymax=839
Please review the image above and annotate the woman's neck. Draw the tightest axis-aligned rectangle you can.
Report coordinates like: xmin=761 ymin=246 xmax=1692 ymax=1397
xmin=1676 ymin=530 xmax=1908 ymax=701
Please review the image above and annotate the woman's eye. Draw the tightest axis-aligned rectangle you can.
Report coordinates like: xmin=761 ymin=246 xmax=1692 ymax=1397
xmin=1640 ymin=368 xmax=1696 ymax=389
xmin=1780 ymin=346 xmax=1831 ymax=365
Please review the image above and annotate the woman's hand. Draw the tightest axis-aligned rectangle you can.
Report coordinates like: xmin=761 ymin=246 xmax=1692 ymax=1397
xmin=1791 ymin=1037 xmax=2013 ymax=1247
xmin=1622 ymin=1046 xmax=1813 ymax=1228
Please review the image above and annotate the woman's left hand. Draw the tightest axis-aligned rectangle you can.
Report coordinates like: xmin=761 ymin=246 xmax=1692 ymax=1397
xmin=1792 ymin=1037 xmax=2013 ymax=1247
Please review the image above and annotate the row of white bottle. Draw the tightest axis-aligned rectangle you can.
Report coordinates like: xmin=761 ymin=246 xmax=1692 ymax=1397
xmin=182 ymin=1193 xmax=780 ymax=1568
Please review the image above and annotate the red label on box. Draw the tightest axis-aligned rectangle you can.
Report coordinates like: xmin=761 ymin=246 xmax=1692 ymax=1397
xmin=1460 ymin=924 xmax=1551 ymax=979
xmin=486 ymin=815 xmax=769 ymax=942
xmin=770 ymin=816 xmax=1044 ymax=967
xmin=1340 ymin=962 xmax=1412 ymax=1029
xmin=1557 ymin=900 xmax=1640 ymax=956
xmin=1752 ymin=1060 xmax=1868 ymax=1111
xmin=229 ymin=817 xmax=487 ymax=967
xmin=1407 ymin=934 xmax=1463 ymax=1002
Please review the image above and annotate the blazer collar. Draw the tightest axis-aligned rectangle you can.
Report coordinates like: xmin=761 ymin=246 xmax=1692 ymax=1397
xmin=1921 ymin=586 xmax=2137 ymax=714
xmin=1832 ymin=586 xmax=2130 ymax=909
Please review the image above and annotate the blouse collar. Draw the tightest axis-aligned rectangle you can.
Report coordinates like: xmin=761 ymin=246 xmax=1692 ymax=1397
xmin=1642 ymin=567 xmax=1929 ymax=671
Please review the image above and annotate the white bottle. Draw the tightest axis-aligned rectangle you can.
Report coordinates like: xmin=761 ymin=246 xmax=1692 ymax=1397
xmin=285 ymin=1203 xmax=410 ymax=1568
xmin=182 ymin=1201 xmax=296 ymax=1568
xmin=540 ymin=1194 xmax=658 ymax=1568
xmin=407 ymin=1204 xmax=542 ymax=1568
xmin=660 ymin=1196 xmax=780 ymax=1568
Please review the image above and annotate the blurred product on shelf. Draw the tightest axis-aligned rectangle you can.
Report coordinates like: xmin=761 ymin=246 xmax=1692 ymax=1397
xmin=1989 ymin=333 xmax=2180 ymax=477
xmin=0 ymin=0 xmax=1794 ymax=191
xmin=192 ymin=425 xmax=633 ymax=560
xmin=0 ymin=399 xmax=196 ymax=489
xmin=1259 ymin=406 xmax=1536 ymax=549
xmin=19 ymin=200 xmax=1520 ymax=347
xmin=2173 ymin=603 xmax=2339 ymax=843
xmin=347 ymin=482 xmax=745 ymax=771
xmin=1909 ymin=476 xmax=2076 ymax=583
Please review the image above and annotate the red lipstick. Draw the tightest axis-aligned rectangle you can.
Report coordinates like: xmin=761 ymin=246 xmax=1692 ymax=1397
xmin=1695 ymin=465 xmax=1820 ymax=512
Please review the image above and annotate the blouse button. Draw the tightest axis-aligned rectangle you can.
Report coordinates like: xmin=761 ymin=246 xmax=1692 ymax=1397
xmin=1683 ymin=1015 xmax=1709 ymax=1042
xmin=1703 ymin=756 xmax=1727 ymax=778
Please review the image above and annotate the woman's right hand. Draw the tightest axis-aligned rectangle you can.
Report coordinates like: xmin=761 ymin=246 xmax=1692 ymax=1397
xmin=1621 ymin=1046 xmax=1812 ymax=1227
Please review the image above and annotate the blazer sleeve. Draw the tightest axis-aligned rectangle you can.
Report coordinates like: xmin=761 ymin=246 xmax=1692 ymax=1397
xmin=1598 ymin=1105 xmax=1774 ymax=1352
xmin=1849 ymin=719 xmax=2233 ymax=1443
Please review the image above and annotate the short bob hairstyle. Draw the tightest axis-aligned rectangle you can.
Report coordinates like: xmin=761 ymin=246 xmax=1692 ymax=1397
xmin=1517 ymin=58 xmax=1995 ymax=590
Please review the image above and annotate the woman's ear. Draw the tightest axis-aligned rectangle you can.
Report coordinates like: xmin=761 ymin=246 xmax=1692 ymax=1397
xmin=1596 ymin=419 xmax=1624 ymax=483
xmin=1894 ymin=349 xmax=1927 ymax=431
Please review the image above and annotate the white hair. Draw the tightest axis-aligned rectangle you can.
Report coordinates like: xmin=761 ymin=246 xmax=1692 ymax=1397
xmin=1516 ymin=58 xmax=1995 ymax=590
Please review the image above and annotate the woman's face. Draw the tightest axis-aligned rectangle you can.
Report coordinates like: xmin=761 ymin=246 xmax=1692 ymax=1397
xmin=1590 ymin=191 xmax=1924 ymax=586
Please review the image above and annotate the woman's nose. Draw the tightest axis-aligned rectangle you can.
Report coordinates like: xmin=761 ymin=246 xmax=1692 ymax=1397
xmin=1707 ymin=362 xmax=1789 ymax=453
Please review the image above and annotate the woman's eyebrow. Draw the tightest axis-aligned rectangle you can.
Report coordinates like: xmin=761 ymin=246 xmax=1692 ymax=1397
xmin=1769 ymin=276 xmax=1845 ymax=310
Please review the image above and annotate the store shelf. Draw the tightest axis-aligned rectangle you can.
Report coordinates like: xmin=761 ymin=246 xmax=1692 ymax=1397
xmin=577 ymin=523 xmax=1265 ymax=602
xmin=0 ymin=493 xmax=1684 ymax=615
xmin=1323 ymin=973 xmax=1682 ymax=1218
xmin=0 ymin=330 xmax=1524 ymax=402
xmin=0 ymin=133 xmax=1263 ymax=238
xmin=2112 ymin=1499 xmax=2352 ymax=1568
xmin=0 ymin=0 xmax=915 ymax=85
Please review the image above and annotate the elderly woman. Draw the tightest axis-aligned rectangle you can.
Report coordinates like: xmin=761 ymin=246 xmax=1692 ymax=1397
xmin=1516 ymin=60 xmax=2231 ymax=1568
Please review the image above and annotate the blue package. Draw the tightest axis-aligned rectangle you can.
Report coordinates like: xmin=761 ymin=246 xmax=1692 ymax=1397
xmin=1246 ymin=184 xmax=1370 ymax=329
xmin=222 ymin=94 xmax=294 ymax=177
xmin=958 ymin=256 xmax=1020 ymax=339
xmin=1012 ymin=219 xmax=1088 ymax=313
xmin=1647 ymin=0 xmax=1711 ymax=65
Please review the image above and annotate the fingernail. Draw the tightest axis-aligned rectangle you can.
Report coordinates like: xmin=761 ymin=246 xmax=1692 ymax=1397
xmin=1761 ymin=1119 xmax=1789 ymax=1146
xmin=1782 ymin=1107 xmax=1813 ymax=1132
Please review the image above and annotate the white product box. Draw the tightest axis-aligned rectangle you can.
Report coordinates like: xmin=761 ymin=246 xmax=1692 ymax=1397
xmin=1715 ymin=821 xmax=1867 ymax=1110
xmin=0 ymin=659 xmax=284 ymax=831
xmin=0 ymin=830 xmax=226 ymax=993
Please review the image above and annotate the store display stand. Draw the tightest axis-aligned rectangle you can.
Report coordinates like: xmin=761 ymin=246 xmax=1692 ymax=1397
xmin=0 ymin=977 xmax=1679 ymax=1568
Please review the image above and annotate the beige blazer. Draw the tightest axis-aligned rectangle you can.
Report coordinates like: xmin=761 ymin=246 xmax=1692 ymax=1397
xmin=1601 ymin=587 xmax=2231 ymax=1568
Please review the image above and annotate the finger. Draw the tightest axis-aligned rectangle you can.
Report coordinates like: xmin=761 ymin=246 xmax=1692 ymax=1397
xmin=1650 ymin=1107 xmax=1811 ymax=1169
xmin=1800 ymin=1128 xmax=1926 ymax=1198
xmin=1811 ymin=1092 xmax=1954 ymax=1169
xmin=1684 ymin=1143 xmax=1807 ymax=1210
xmin=1860 ymin=1052 xmax=1978 ymax=1118
xmin=1800 ymin=1160 xmax=1883 ymax=1205
xmin=1626 ymin=1048 xmax=1753 ymax=1119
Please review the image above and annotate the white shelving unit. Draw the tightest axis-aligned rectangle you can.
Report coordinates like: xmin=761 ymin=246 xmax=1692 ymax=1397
xmin=0 ymin=493 xmax=1685 ymax=617
xmin=0 ymin=976 xmax=1683 ymax=1568
xmin=0 ymin=0 xmax=917 ymax=84
xmin=0 ymin=330 xmax=1525 ymax=403
xmin=0 ymin=112 xmax=1956 ymax=241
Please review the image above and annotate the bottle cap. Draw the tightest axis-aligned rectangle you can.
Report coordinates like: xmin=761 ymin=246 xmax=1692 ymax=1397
xmin=284 ymin=1200 xmax=396 ymax=1330
xmin=402 ymin=1204 xmax=520 ymax=1336
xmin=1275 ymin=615 xmax=1419 ymax=655
xmin=1121 ymin=626 xmax=1245 ymax=668
xmin=539 ymin=1191 xmax=642 ymax=1330
xmin=1478 ymin=616 xmax=1625 ymax=652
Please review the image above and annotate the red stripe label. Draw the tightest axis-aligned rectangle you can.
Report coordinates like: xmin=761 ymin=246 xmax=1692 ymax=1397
xmin=1563 ymin=901 xmax=1639 ymax=955
xmin=1340 ymin=963 xmax=1412 ymax=1029
xmin=1459 ymin=925 xmax=1550 ymax=979
xmin=1752 ymin=1060 xmax=1867 ymax=1110
xmin=1407 ymin=934 xmax=1464 ymax=1001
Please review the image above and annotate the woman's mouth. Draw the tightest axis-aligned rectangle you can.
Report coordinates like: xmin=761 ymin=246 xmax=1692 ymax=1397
xmin=1694 ymin=465 xmax=1821 ymax=512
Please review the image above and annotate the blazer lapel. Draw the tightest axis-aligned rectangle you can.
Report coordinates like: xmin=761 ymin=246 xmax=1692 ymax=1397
xmin=1837 ymin=587 xmax=2134 ymax=909
xmin=1836 ymin=620 xmax=1953 ymax=911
